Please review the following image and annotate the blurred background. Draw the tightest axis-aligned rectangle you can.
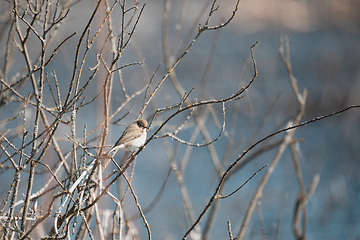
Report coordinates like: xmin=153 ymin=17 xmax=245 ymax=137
xmin=0 ymin=0 xmax=359 ymax=239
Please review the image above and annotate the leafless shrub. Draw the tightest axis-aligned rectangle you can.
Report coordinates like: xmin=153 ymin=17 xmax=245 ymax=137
xmin=0 ymin=0 xmax=358 ymax=239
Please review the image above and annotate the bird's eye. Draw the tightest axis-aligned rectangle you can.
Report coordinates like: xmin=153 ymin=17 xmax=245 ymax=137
xmin=137 ymin=121 xmax=144 ymax=128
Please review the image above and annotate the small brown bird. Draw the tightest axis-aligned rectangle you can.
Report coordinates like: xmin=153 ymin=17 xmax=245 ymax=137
xmin=108 ymin=119 xmax=148 ymax=156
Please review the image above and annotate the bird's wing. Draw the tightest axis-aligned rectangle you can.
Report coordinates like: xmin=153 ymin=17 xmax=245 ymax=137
xmin=114 ymin=125 xmax=142 ymax=147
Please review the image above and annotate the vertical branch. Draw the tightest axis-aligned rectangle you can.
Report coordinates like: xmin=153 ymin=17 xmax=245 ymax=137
xmin=170 ymin=154 xmax=201 ymax=238
xmin=96 ymin=0 xmax=119 ymax=159
xmin=1 ymin=17 xmax=15 ymax=104
xmin=237 ymin=36 xmax=307 ymax=240
xmin=256 ymin=200 xmax=268 ymax=240
xmin=3 ymin=96 xmax=29 ymax=238
xmin=290 ymin=142 xmax=306 ymax=240
xmin=94 ymin=200 xmax=105 ymax=240
xmin=122 ymin=172 xmax=152 ymax=239
xmin=14 ymin=0 xmax=48 ymax=231
xmin=70 ymin=93 xmax=78 ymax=185
xmin=276 ymin=196 xmax=287 ymax=240
xmin=65 ymin=0 xmax=104 ymax=106
xmin=227 ymin=220 xmax=234 ymax=240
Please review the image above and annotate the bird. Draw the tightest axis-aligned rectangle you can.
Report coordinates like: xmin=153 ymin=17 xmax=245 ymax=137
xmin=108 ymin=119 xmax=148 ymax=156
